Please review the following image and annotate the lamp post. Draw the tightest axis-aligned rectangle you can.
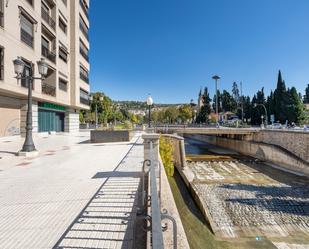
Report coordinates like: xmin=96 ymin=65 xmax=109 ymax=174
xmin=13 ymin=57 xmax=48 ymax=154
xmin=212 ymin=75 xmax=221 ymax=124
xmin=254 ymin=103 xmax=268 ymax=128
xmin=146 ymin=95 xmax=153 ymax=128
xmin=90 ymin=95 xmax=104 ymax=129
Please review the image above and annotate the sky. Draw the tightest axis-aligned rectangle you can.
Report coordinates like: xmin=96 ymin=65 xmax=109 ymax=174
xmin=89 ymin=0 xmax=309 ymax=104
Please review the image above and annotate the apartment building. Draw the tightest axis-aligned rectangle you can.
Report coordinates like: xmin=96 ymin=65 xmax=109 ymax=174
xmin=0 ymin=0 xmax=90 ymax=137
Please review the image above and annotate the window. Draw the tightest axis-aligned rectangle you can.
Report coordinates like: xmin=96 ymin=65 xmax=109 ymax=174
xmin=0 ymin=46 xmax=3 ymax=80
xmin=59 ymin=78 xmax=67 ymax=91
xmin=79 ymin=39 xmax=89 ymax=61
xmin=21 ymin=60 xmax=33 ymax=89
xmin=80 ymin=88 xmax=89 ymax=105
xmin=59 ymin=46 xmax=68 ymax=63
xmin=80 ymin=0 xmax=88 ymax=19
xmin=80 ymin=65 xmax=89 ymax=83
xmin=79 ymin=15 xmax=88 ymax=40
xmin=59 ymin=17 xmax=67 ymax=34
xmin=62 ymin=0 xmax=67 ymax=6
xmin=26 ymin=0 xmax=33 ymax=6
xmin=20 ymin=14 xmax=34 ymax=47
xmin=0 ymin=0 xmax=4 ymax=28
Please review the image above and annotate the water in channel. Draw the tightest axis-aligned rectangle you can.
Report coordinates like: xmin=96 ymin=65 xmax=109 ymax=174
xmin=167 ymin=136 xmax=277 ymax=249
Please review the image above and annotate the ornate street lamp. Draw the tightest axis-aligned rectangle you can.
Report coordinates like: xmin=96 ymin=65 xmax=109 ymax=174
xmin=212 ymin=75 xmax=221 ymax=124
xmin=146 ymin=95 xmax=153 ymax=128
xmin=90 ymin=94 xmax=104 ymax=129
xmin=13 ymin=57 xmax=48 ymax=154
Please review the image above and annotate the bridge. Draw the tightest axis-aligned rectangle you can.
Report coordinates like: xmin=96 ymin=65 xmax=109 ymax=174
xmin=154 ymin=125 xmax=260 ymax=135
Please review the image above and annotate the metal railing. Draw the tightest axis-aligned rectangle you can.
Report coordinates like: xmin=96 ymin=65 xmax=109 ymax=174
xmin=42 ymin=46 xmax=56 ymax=63
xmin=42 ymin=82 xmax=56 ymax=97
xmin=21 ymin=29 xmax=34 ymax=48
xmin=80 ymin=96 xmax=90 ymax=105
xmin=41 ymin=7 xmax=56 ymax=30
xmin=80 ymin=72 xmax=89 ymax=83
xmin=80 ymin=22 xmax=89 ymax=40
xmin=140 ymin=141 xmax=177 ymax=249
xmin=80 ymin=47 xmax=89 ymax=61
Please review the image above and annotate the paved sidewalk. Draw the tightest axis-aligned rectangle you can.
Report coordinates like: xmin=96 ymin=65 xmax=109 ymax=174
xmin=0 ymin=132 xmax=145 ymax=249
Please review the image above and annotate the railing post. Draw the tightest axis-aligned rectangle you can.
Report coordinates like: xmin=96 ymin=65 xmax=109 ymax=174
xmin=142 ymin=133 xmax=160 ymax=163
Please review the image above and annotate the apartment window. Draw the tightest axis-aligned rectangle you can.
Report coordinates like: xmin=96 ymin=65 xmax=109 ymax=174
xmin=41 ymin=1 xmax=55 ymax=30
xmin=26 ymin=0 xmax=33 ymax=6
xmin=59 ymin=46 xmax=68 ymax=63
xmin=0 ymin=0 xmax=4 ymax=28
xmin=20 ymin=14 xmax=34 ymax=47
xmin=80 ymin=88 xmax=89 ymax=105
xmin=59 ymin=78 xmax=67 ymax=91
xmin=21 ymin=60 xmax=33 ymax=89
xmin=0 ymin=46 xmax=3 ymax=80
xmin=59 ymin=17 xmax=67 ymax=34
xmin=79 ymin=39 xmax=89 ymax=61
xmin=80 ymin=65 xmax=89 ymax=83
xmin=80 ymin=0 xmax=89 ymax=19
xmin=79 ymin=15 xmax=88 ymax=40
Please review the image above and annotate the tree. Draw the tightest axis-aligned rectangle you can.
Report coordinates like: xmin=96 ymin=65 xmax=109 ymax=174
xmin=221 ymin=90 xmax=234 ymax=112
xmin=179 ymin=104 xmax=193 ymax=123
xmin=232 ymin=82 xmax=240 ymax=104
xmin=212 ymin=90 xmax=222 ymax=113
xmin=165 ymin=107 xmax=179 ymax=123
xmin=286 ymin=87 xmax=304 ymax=123
xmin=196 ymin=87 xmax=211 ymax=123
xmin=273 ymin=70 xmax=288 ymax=122
xmin=304 ymin=84 xmax=309 ymax=103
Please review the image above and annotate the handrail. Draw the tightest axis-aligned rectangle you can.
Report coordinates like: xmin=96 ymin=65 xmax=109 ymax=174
xmin=140 ymin=140 xmax=177 ymax=249
xmin=149 ymin=141 xmax=165 ymax=249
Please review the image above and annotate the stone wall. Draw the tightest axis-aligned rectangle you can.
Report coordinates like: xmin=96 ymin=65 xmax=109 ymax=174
xmin=187 ymin=134 xmax=309 ymax=177
xmin=253 ymin=130 xmax=309 ymax=163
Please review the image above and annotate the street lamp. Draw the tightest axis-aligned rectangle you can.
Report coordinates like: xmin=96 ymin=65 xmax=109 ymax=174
xmin=212 ymin=75 xmax=221 ymax=124
xmin=254 ymin=103 xmax=268 ymax=127
xmin=90 ymin=95 xmax=104 ymax=129
xmin=146 ymin=95 xmax=153 ymax=128
xmin=13 ymin=57 xmax=48 ymax=154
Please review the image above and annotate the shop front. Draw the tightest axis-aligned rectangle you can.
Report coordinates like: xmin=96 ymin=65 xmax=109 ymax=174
xmin=38 ymin=102 xmax=66 ymax=133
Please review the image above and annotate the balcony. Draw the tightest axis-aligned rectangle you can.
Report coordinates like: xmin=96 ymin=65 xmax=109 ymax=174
xmin=41 ymin=7 xmax=55 ymax=31
xmin=42 ymin=46 xmax=56 ymax=63
xmin=80 ymin=72 xmax=89 ymax=83
xmin=80 ymin=48 xmax=89 ymax=62
xmin=42 ymin=82 xmax=56 ymax=97
xmin=79 ymin=22 xmax=89 ymax=40
xmin=80 ymin=97 xmax=90 ymax=105
xmin=21 ymin=29 xmax=34 ymax=48
xmin=80 ymin=0 xmax=89 ymax=19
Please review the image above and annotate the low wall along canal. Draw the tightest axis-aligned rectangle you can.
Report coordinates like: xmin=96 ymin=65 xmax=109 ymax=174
xmin=164 ymin=134 xmax=309 ymax=249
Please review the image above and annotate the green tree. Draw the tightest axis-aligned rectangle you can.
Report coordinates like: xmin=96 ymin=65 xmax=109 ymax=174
xmin=304 ymin=84 xmax=309 ymax=103
xmin=221 ymin=90 xmax=235 ymax=112
xmin=179 ymin=104 xmax=193 ymax=123
xmin=165 ymin=106 xmax=179 ymax=123
xmin=273 ymin=70 xmax=288 ymax=122
xmin=196 ymin=87 xmax=211 ymax=123
xmin=212 ymin=90 xmax=222 ymax=113
xmin=286 ymin=87 xmax=304 ymax=123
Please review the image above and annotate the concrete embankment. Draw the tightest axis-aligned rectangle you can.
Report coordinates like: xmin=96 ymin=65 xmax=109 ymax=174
xmin=185 ymin=134 xmax=309 ymax=177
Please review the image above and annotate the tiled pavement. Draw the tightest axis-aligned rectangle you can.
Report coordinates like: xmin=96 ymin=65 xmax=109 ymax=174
xmin=0 ymin=132 xmax=145 ymax=249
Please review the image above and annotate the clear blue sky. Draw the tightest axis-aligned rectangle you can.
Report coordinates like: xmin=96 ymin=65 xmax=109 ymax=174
xmin=89 ymin=0 xmax=309 ymax=104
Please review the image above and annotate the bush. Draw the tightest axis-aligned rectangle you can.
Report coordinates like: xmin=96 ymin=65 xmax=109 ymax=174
xmin=159 ymin=136 xmax=174 ymax=177
xmin=123 ymin=120 xmax=133 ymax=130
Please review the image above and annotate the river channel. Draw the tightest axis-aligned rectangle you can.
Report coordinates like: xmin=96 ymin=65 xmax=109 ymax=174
xmin=167 ymin=136 xmax=309 ymax=249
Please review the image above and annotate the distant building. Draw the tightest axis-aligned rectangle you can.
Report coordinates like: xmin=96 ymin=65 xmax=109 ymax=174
xmin=128 ymin=109 xmax=146 ymax=116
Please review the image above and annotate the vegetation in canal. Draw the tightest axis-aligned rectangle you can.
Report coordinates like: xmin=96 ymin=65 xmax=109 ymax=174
xmin=168 ymin=170 xmax=277 ymax=249
xmin=159 ymin=136 xmax=174 ymax=176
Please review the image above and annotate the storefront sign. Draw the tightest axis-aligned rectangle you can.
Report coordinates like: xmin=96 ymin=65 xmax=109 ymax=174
xmin=39 ymin=102 xmax=66 ymax=111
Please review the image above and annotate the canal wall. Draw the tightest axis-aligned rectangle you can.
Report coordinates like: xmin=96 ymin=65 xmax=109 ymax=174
xmin=186 ymin=134 xmax=309 ymax=177
xmin=253 ymin=130 xmax=309 ymax=163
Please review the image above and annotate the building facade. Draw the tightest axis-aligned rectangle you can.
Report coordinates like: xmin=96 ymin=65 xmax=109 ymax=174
xmin=0 ymin=0 xmax=90 ymax=137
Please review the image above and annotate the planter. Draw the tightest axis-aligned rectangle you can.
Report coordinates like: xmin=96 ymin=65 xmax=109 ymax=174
xmin=90 ymin=130 xmax=134 ymax=143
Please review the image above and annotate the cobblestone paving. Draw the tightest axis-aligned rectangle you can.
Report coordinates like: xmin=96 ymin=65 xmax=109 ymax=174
xmin=187 ymin=160 xmax=309 ymax=242
xmin=0 ymin=132 xmax=144 ymax=249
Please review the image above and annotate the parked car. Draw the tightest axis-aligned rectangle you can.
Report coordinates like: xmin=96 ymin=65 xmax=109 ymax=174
xmin=272 ymin=122 xmax=282 ymax=129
